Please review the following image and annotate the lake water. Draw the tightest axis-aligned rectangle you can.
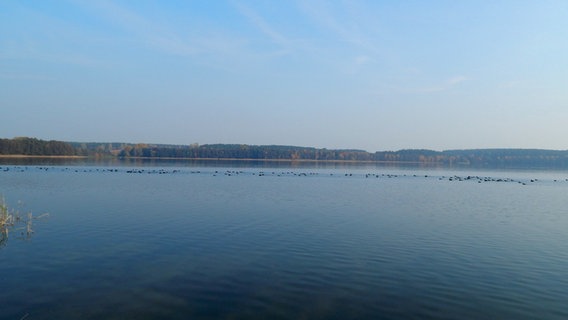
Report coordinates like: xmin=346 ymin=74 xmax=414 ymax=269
xmin=1 ymin=160 xmax=568 ymax=319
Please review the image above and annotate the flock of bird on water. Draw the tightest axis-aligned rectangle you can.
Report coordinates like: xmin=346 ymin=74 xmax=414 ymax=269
xmin=2 ymin=166 xmax=567 ymax=186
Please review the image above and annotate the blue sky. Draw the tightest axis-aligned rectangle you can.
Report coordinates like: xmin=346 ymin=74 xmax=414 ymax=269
xmin=1 ymin=1 xmax=567 ymax=151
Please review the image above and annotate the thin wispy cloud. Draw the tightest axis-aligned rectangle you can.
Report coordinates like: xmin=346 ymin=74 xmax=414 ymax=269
xmin=373 ymin=75 xmax=469 ymax=96
xmin=0 ymin=4 xmax=109 ymax=67
xmin=448 ymin=76 xmax=467 ymax=85
xmin=417 ymin=76 xmax=468 ymax=93
xmin=344 ymin=54 xmax=372 ymax=74
xmin=232 ymin=1 xmax=291 ymax=54
xmin=293 ymin=0 xmax=392 ymax=76
xmin=74 ymin=0 xmax=198 ymax=56
xmin=0 ymin=72 xmax=54 ymax=81
xmin=501 ymin=80 xmax=521 ymax=88
xmin=355 ymin=55 xmax=371 ymax=66
xmin=4 ymin=46 xmax=111 ymax=68
xmin=297 ymin=0 xmax=377 ymax=53
xmin=72 ymin=0 xmax=257 ymax=72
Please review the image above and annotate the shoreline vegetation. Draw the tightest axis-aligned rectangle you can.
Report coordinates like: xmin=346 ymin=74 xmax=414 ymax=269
xmin=0 ymin=155 xmax=87 ymax=159
xmin=1 ymin=196 xmax=48 ymax=248
xmin=2 ymin=137 xmax=568 ymax=167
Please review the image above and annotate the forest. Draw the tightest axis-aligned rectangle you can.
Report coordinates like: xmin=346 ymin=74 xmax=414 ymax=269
xmin=2 ymin=137 xmax=568 ymax=167
xmin=0 ymin=137 xmax=76 ymax=156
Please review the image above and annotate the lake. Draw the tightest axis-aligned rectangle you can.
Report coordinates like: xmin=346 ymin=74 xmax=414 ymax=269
xmin=1 ymin=160 xmax=568 ymax=319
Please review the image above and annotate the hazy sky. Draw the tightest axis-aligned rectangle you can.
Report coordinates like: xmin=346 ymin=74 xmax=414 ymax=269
xmin=1 ymin=1 xmax=567 ymax=151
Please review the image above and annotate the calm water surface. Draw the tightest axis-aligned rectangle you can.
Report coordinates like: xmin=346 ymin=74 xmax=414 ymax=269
xmin=1 ymin=161 xmax=568 ymax=319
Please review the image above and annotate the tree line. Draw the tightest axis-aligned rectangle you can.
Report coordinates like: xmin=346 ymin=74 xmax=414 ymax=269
xmin=117 ymin=144 xmax=373 ymax=161
xmin=2 ymin=137 xmax=568 ymax=167
xmin=116 ymin=144 xmax=568 ymax=167
xmin=0 ymin=137 xmax=76 ymax=156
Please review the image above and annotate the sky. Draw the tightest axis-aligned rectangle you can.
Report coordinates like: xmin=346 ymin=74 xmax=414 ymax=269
xmin=1 ymin=1 xmax=568 ymax=152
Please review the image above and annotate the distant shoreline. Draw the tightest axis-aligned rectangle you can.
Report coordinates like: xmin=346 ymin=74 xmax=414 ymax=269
xmin=0 ymin=154 xmax=430 ymax=164
xmin=118 ymin=156 xmax=421 ymax=164
xmin=0 ymin=155 xmax=87 ymax=159
xmin=2 ymin=137 xmax=568 ymax=168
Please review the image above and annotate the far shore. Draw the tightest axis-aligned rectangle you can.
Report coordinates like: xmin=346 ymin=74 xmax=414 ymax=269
xmin=0 ymin=154 xmax=436 ymax=164
xmin=116 ymin=156 xmax=438 ymax=165
xmin=0 ymin=155 xmax=88 ymax=159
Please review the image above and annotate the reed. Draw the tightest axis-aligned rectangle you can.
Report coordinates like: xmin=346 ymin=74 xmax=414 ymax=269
xmin=0 ymin=196 xmax=48 ymax=248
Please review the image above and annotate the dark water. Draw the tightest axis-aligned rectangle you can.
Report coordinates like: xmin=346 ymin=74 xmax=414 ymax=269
xmin=1 ymin=161 xmax=568 ymax=319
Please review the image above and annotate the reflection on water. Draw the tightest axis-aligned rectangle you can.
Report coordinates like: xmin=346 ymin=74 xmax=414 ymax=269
xmin=1 ymin=161 xmax=568 ymax=319
xmin=0 ymin=156 xmax=483 ymax=169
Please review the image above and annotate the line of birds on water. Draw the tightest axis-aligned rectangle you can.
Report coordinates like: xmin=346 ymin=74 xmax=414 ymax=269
xmin=1 ymin=166 xmax=567 ymax=186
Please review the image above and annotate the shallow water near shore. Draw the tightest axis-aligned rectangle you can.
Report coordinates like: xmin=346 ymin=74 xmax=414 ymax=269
xmin=1 ymin=160 xmax=568 ymax=319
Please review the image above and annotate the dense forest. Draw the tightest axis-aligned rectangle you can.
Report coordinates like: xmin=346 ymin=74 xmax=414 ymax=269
xmin=117 ymin=144 xmax=373 ymax=161
xmin=0 ymin=137 xmax=76 ymax=156
xmin=115 ymin=143 xmax=568 ymax=167
xmin=2 ymin=137 xmax=568 ymax=167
